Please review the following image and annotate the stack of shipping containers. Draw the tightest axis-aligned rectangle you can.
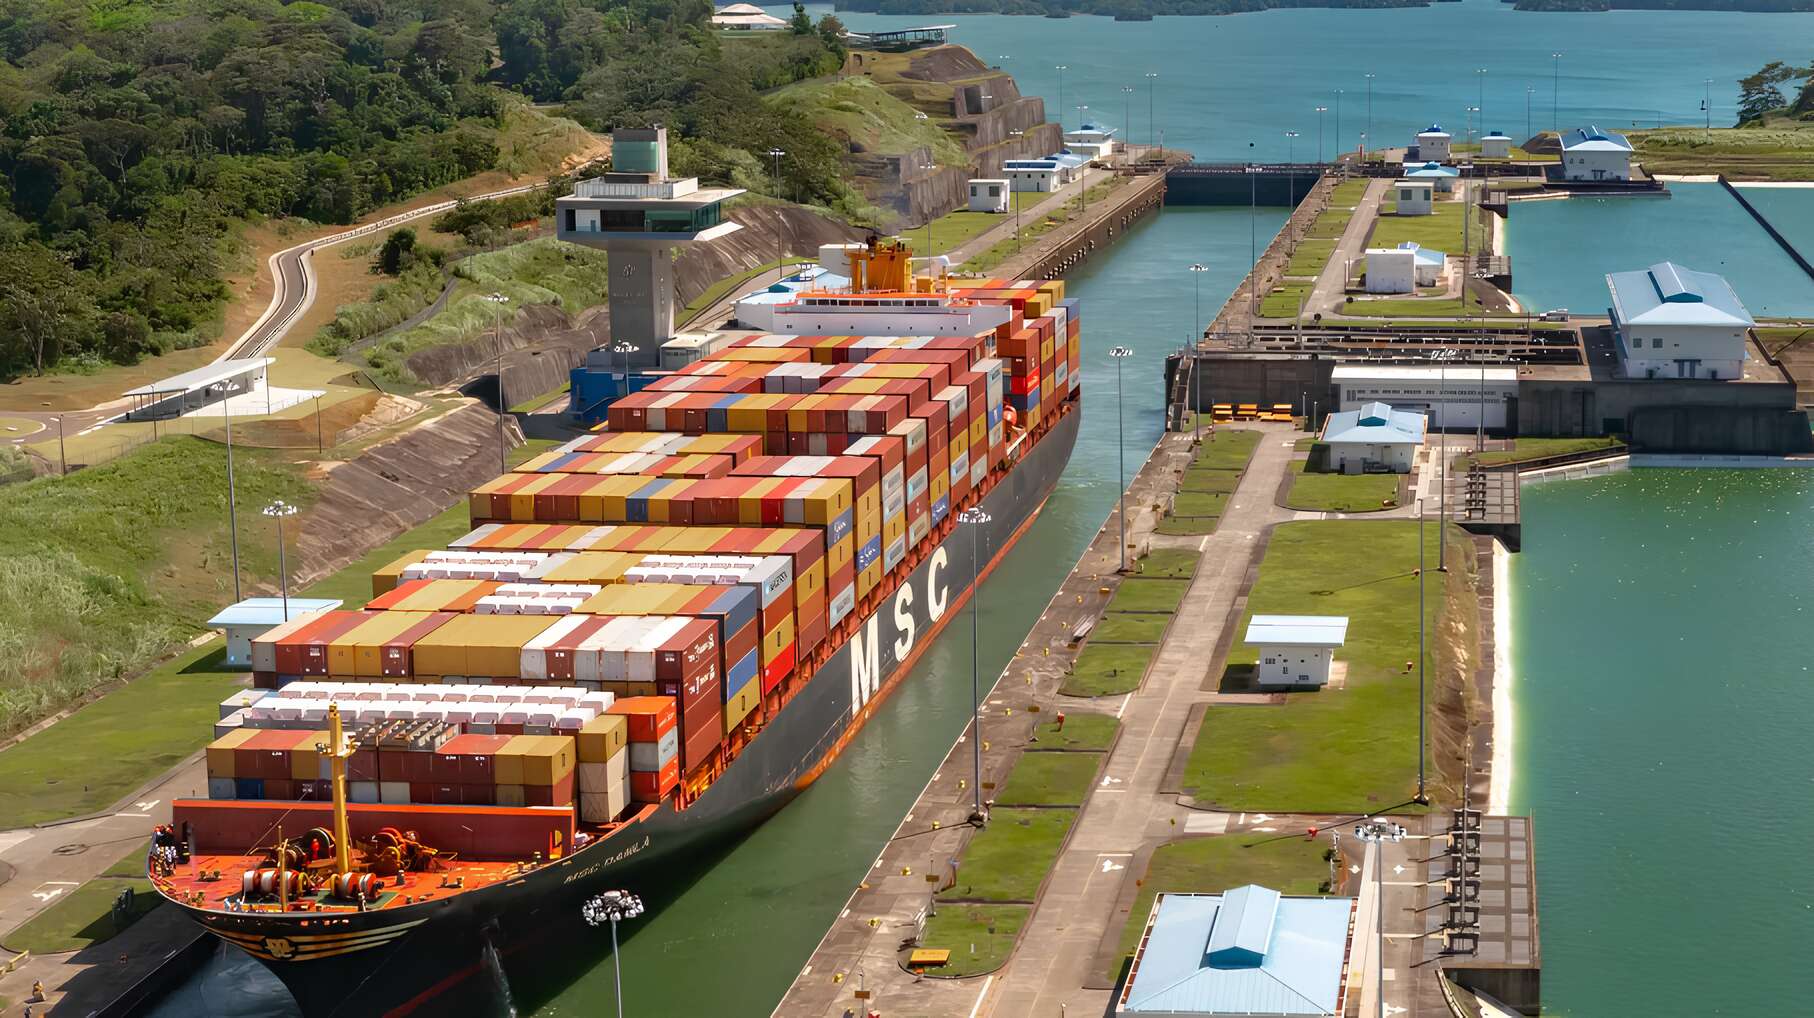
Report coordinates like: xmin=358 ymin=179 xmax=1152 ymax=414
xmin=234 ymin=277 xmax=1073 ymax=822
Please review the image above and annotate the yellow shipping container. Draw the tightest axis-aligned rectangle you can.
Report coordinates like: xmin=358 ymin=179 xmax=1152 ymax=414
xmin=351 ymin=611 xmax=438 ymax=678
xmin=509 ymin=474 xmax=564 ymax=522
xmin=410 ymin=615 xmax=557 ymax=679
xmin=761 ymin=612 xmax=796 ymax=664
xmin=577 ymin=714 xmax=628 ymax=763
xmin=724 ymin=682 xmax=760 ymax=733
xmin=372 ymin=549 xmax=432 ymax=597
xmin=290 ymin=733 xmax=327 ymax=781
xmin=858 ymin=560 xmax=883 ymax=598
xmin=206 ymin=729 xmax=258 ymax=778
xmin=827 ymin=534 xmax=854 ymax=576
xmin=494 ymin=735 xmax=537 ymax=786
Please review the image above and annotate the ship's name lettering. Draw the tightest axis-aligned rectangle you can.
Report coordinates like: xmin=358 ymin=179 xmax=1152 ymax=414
xmin=564 ymin=836 xmax=652 ymax=882
xmin=850 ymin=546 xmax=950 ymax=717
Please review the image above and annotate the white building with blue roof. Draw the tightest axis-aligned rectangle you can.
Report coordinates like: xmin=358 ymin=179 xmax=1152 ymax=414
xmin=1607 ymin=261 xmax=1754 ymax=380
xmin=1063 ymin=123 xmax=1118 ymax=163
xmin=1245 ymin=615 xmax=1349 ymax=688
xmin=1363 ymin=241 xmax=1445 ymax=294
xmin=1119 ymin=886 xmax=1355 ymax=1016
xmin=1560 ymin=125 xmax=1633 ymax=181
xmin=1480 ymin=130 xmax=1513 ymax=159
xmin=208 ymin=598 xmax=343 ymax=668
xmin=1003 ymin=152 xmax=1088 ymax=192
xmin=1320 ymin=401 xmax=1426 ymax=473
xmin=1402 ymin=160 xmax=1460 ymax=193
xmin=1414 ymin=123 xmax=1452 ymax=162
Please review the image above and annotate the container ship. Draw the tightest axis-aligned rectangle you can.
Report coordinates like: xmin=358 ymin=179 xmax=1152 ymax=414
xmin=149 ymin=235 xmax=1083 ymax=1016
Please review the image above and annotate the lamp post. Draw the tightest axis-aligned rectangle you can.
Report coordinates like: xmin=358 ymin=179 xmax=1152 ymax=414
xmin=1364 ymin=73 xmax=1375 ymax=155
xmin=1552 ymin=53 xmax=1563 ymax=133
xmin=1465 ymin=105 xmax=1480 ymax=148
xmin=1416 ymin=497 xmax=1428 ymax=805
xmin=1703 ymin=78 xmax=1713 ymax=142
xmin=1189 ymin=265 xmax=1209 ymax=444
xmin=1285 ymin=131 xmax=1300 ymax=205
xmin=1526 ymin=86 xmax=1535 ymax=144
xmin=1108 ymin=346 xmax=1134 ymax=573
xmin=1476 ymin=68 xmax=1487 ymax=131
xmin=262 ymin=500 xmax=298 ymax=622
xmin=582 ymin=890 xmax=646 ymax=1017
xmin=765 ymin=148 xmax=787 ymax=279
xmin=1122 ymin=85 xmax=1135 ymax=155
xmin=223 ymin=397 xmax=242 ymax=602
xmin=482 ymin=291 xmax=511 ymax=473
xmin=1334 ymin=88 xmax=1344 ymax=155
xmin=1009 ymin=130 xmax=1026 ymax=251
xmin=1246 ymin=153 xmax=1258 ymax=320
xmin=1145 ymin=73 xmax=1159 ymax=152
xmin=1075 ymin=106 xmax=1090 ymax=213
xmin=1315 ymin=106 xmax=1328 ymax=163
xmin=1055 ymin=65 xmax=1068 ymax=129
xmin=958 ymin=506 xmax=992 ymax=826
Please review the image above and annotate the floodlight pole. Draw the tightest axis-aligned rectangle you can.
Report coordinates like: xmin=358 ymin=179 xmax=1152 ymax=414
xmin=1110 ymin=346 xmax=1134 ymax=573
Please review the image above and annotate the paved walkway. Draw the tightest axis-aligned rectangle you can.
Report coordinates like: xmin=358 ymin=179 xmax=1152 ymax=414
xmin=1306 ymin=178 xmax=1388 ymax=317
xmin=943 ymin=166 xmax=1116 ymax=268
xmin=983 ymin=428 xmax=1300 ymax=1016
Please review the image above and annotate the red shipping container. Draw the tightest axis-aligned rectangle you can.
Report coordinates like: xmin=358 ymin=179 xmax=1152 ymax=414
xmin=609 ymin=696 xmax=678 ymax=741
xmin=681 ymin=698 xmax=724 ymax=772
xmin=410 ymin=782 xmax=436 ymax=804
xmin=349 ymin=747 xmax=380 ymax=782
xmin=272 ymin=612 xmax=353 ymax=676
xmin=524 ymin=772 xmax=576 ymax=808
xmin=264 ymin=779 xmax=295 ymax=801
xmin=630 ymin=758 xmax=680 ymax=802
xmin=461 ymin=783 xmax=497 ymax=807
xmin=761 ymin=640 xmax=796 ymax=694
xmin=381 ymin=611 xmax=457 ymax=679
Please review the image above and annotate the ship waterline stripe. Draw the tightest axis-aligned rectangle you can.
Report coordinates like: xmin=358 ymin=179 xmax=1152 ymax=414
xmin=205 ymin=917 xmax=429 ymax=945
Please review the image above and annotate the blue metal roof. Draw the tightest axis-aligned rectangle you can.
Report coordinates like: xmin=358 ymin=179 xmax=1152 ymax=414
xmin=1606 ymin=261 xmax=1754 ymax=328
xmin=737 ymin=265 xmax=851 ymax=307
xmin=1483 ymin=130 xmax=1509 ymax=139
xmin=1244 ymin=615 xmax=1350 ymax=647
xmin=208 ymin=598 xmax=343 ymax=628
xmin=1124 ymin=889 xmax=1354 ymax=1015
xmin=1405 ymin=161 xmax=1460 ymax=178
xmin=1419 ymin=123 xmax=1448 ymax=136
xmin=1397 ymin=241 xmax=1446 ymax=266
xmin=1321 ymin=401 xmax=1426 ymax=445
xmin=1560 ymin=125 xmax=1632 ymax=152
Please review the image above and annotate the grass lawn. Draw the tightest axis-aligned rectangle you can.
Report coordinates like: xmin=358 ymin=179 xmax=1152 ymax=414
xmin=1154 ymin=515 xmax=1219 ymax=537
xmin=679 ymin=256 xmax=813 ymax=321
xmin=1341 ymin=296 xmax=1517 ymax=319
xmin=1630 ymin=120 xmax=1814 ymax=181
xmin=1757 ymin=325 xmax=1814 ymax=357
xmin=993 ymin=752 xmax=1101 ymax=806
xmin=1181 ymin=470 xmax=1238 ymax=494
xmin=916 ymin=904 xmax=1029 ymax=977
xmin=5 ymin=847 xmax=162 ymax=954
xmin=1173 ymin=491 xmax=1229 ymax=518
xmin=1190 ymin=430 xmax=1260 ymax=470
xmin=509 ymin=382 xmax=570 ymax=414
xmin=938 ymin=807 xmax=1076 ymax=902
xmin=1180 ymin=520 xmax=1457 ymax=813
xmin=1471 ymin=436 xmax=1623 ymax=466
xmin=1305 ymin=208 xmax=1353 ymax=239
xmin=1259 ymin=281 xmax=1314 ymax=320
xmin=1032 ymin=712 xmax=1119 ymax=752
xmin=1284 ymin=461 xmax=1400 ymax=513
xmin=0 ymin=642 xmax=247 ymax=826
xmin=895 ymin=195 xmax=1040 ymax=255
xmin=1134 ymin=548 xmax=1199 ymax=580
xmin=1106 ymin=833 xmax=1329 ymax=981
xmin=1091 ymin=611 xmax=1172 ymax=644
xmin=1285 ymin=237 xmax=1338 ymax=278
xmin=1330 ymin=180 xmax=1369 ymax=205
xmin=1061 ymin=641 xmax=1157 ymax=697
xmin=1108 ymin=578 xmax=1191 ymax=614
xmin=1370 ymin=198 xmax=1486 ymax=254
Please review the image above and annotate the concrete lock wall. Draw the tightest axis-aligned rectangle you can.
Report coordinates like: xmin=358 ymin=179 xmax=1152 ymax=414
xmin=1163 ymin=167 xmax=1323 ymax=206
xmin=1181 ymin=355 xmax=1337 ymax=416
xmin=1519 ymin=377 xmax=1811 ymax=453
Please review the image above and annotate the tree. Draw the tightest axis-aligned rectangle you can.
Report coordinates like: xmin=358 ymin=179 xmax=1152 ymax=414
xmin=1736 ymin=61 xmax=1794 ymax=125
xmin=790 ymin=2 xmax=814 ymax=34
xmin=377 ymin=228 xmax=419 ymax=275
xmin=817 ymin=14 xmax=848 ymax=56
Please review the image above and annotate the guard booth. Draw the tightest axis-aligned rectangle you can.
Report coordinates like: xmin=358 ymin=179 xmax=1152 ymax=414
xmin=122 ymin=358 xmax=274 ymax=421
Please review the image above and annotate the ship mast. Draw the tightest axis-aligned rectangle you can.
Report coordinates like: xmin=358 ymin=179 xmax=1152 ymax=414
xmin=328 ymin=704 xmax=353 ymax=878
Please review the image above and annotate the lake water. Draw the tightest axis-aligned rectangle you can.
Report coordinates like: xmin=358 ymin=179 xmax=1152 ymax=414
xmin=1733 ymin=184 xmax=1814 ymax=273
xmin=1507 ymin=183 xmax=1814 ymax=317
xmin=1510 ymin=470 xmax=1814 ymax=1015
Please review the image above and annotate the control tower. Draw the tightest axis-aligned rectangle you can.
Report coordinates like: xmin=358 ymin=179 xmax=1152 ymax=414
xmin=556 ymin=127 xmax=744 ymax=366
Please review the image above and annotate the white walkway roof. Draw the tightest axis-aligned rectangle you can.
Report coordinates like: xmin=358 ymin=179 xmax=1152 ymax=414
xmin=123 ymin=357 xmax=273 ymax=397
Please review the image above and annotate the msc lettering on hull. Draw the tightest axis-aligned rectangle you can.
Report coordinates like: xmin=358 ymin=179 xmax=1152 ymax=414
xmin=849 ymin=546 xmax=952 ymax=718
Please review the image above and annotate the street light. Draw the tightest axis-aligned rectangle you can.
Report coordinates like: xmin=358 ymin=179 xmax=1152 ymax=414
xmin=1055 ymin=65 xmax=1068 ymax=129
xmin=612 ymin=341 xmax=637 ymax=386
xmin=1121 ymin=85 xmax=1135 ymax=154
xmin=1476 ymin=68 xmax=1487 ymax=129
xmin=482 ymin=291 xmax=511 ymax=473
xmin=1552 ymin=53 xmax=1563 ymax=133
xmin=765 ymin=148 xmax=787 ymax=280
xmin=1364 ymin=73 xmax=1376 ymax=154
xmin=1416 ymin=498 xmax=1428 ymax=806
xmin=1145 ymin=72 xmax=1159 ymax=152
xmin=1075 ymin=106 xmax=1090 ymax=213
xmin=262 ymin=500 xmax=298 ymax=622
xmin=1284 ymin=131 xmax=1300 ymax=205
xmin=1703 ymin=77 xmax=1713 ymax=142
xmin=1333 ymin=88 xmax=1344 ymax=155
xmin=1465 ymin=105 xmax=1480 ymax=149
xmin=1526 ymin=86 xmax=1535 ymax=144
xmin=1108 ymin=346 xmax=1134 ymax=573
xmin=1189 ymin=265 xmax=1209 ymax=444
xmin=1009 ymin=130 xmax=1026 ymax=251
xmin=223 ymin=395 xmax=242 ymax=602
xmin=958 ymin=506 xmax=992 ymax=827
xmin=1315 ymin=106 xmax=1328 ymax=163
xmin=583 ymin=890 xmax=646 ymax=1017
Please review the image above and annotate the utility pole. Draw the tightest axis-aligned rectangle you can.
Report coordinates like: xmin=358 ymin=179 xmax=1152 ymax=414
xmin=314 ymin=395 xmax=323 ymax=454
xmin=56 ymin=415 xmax=66 ymax=477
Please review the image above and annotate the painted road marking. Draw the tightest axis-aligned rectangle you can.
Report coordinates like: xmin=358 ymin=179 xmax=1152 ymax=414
xmin=1393 ymin=864 xmax=1406 ymax=875
xmin=1100 ymin=859 xmax=1125 ymax=874
xmin=1114 ymin=694 xmax=1132 ymax=719
xmin=135 ymin=799 xmax=160 ymax=811
xmin=1251 ymin=813 xmax=1272 ymax=823
xmin=1098 ymin=775 xmax=1123 ymax=788
xmin=965 ymin=975 xmax=994 ymax=1018
xmin=1253 ymin=826 xmax=1276 ymax=832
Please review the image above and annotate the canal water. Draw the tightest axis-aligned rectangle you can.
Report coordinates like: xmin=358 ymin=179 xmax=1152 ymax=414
xmin=527 ymin=206 xmax=1287 ymax=1016
xmin=1731 ymin=184 xmax=1814 ymax=271
xmin=1506 ymin=182 xmax=1814 ymax=317
xmin=1510 ymin=470 xmax=1814 ymax=1015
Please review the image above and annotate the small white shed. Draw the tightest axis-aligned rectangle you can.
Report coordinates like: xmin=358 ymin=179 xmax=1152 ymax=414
xmin=968 ymin=178 xmax=1010 ymax=213
xmin=208 ymin=598 xmax=343 ymax=668
xmin=1415 ymin=124 xmax=1452 ymax=162
xmin=1391 ymin=179 xmax=1433 ymax=216
xmin=1480 ymin=132 xmax=1512 ymax=159
xmin=1244 ymin=615 xmax=1349 ymax=688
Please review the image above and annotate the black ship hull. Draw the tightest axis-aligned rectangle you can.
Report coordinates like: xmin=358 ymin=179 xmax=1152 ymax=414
xmin=176 ymin=405 xmax=1081 ymax=1017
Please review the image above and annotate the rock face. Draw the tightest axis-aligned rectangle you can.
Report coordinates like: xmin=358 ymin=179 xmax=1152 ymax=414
xmin=401 ymin=204 xmax=868 ymax=396
xmin=844 ymin=45 xmax=1064 ymax=226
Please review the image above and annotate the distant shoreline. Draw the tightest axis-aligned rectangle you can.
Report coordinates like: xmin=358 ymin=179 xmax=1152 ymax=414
xmin=830 ymin=1 xmax=1814 ymax=17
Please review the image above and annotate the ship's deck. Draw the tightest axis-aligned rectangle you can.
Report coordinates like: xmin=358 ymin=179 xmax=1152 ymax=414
xmin=155 ymin=854 xmax=534 ymax=914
